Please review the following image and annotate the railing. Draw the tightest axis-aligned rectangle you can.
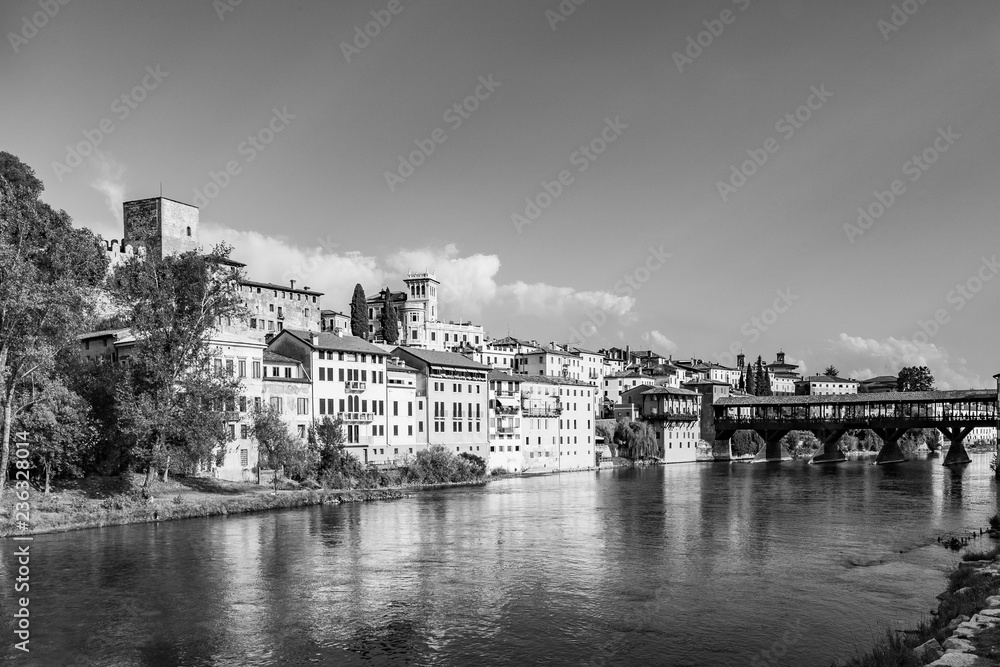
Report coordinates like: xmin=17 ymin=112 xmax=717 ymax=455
xmin=338 ymin=412 xmax=375 ymax=423
xmin=495 ymin=405 xmax=519 ymax=415
xmin=496 ymin=426 xmax=517 ymax=435
xmin=522 ymin=407 xmax=562 ymax=418
xmin=495 ymin=390 xmax=519 ymax=398
xmin=646 ymin=410 xmax=700 ymax=421
xmin=345 ymin=381 xmax=366 ymax=392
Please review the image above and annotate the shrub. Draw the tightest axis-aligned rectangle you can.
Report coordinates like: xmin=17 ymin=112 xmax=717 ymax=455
xmin=490 ymin=467 xmax=508 ymax=477
xmin=459 ymin=452 xmax=487 ymax=477
xmin=990 ymin=514 xmax=1000 ymax=531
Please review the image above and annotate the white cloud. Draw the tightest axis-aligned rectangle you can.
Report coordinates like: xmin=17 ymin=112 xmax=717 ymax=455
xmin=497 ymin=281 xmax=635 ymax=321
xmin=642 ymin=330 xmax=678 ymax=355
xmin=831 ymin=333 xmax=985 ymax=389
xmin=89 ymin=152 xmax=126 ymax=226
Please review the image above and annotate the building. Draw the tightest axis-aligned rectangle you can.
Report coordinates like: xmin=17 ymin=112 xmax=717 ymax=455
xmin=365 ymin=271 xmax=485 ymax=351
xmin=675 ymin=359 xmax=739 ymax=388
xmin=794 ymin=375 xmax=859 ymax=396
xmin=266 ymin=329 xmax=391 ymax=464
xmin=632 ymin=386 xmax=703 ymax=464
xmin=513 ymin=345 xmax=582 ymax=379
xmin=231 ymin=280 xmax=323 ymax=341
xmin=320 ymin=310 xmax=351 ymax=334
xmin=764 ymin=352 xmax=801 ymax=395
xmin=258 ymin=349 xmax=312 ymax=474
xmin=604 ymin=371 xmax=675 ymax=408
xmin=518 ymin=375 xmax=595 ymax=472
xmin=385 ymin=357 xmax=421 ymax=464
xmin=391 ymin=347 xmax=491 ymax=457
xmin=473 ymin=340 xmax=517 ymax=371
xmin=859 ymin=375 xmax=898 ymax=393
xmin=487 ymin=370 xmax=523 ymax=472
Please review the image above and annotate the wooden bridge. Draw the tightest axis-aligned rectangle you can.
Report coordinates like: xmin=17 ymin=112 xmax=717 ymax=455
xmin=713 ymin=389 xmax=998 ymax=466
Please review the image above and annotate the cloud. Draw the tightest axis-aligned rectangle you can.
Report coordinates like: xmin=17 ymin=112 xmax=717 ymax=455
xmin=831 ymin=332 xmax=985 ymax=389
xmin=89 ymin=152 xmax=126 ymax=226
xmin=198 ymin=227 xmax=636 ymax=327
xmin=642 ymin=330 xmax=678 ymax=355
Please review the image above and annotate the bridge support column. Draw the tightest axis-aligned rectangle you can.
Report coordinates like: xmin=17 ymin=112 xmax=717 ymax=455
xmin=712 ymin=439 xmax=733 ymax=461
xmin=751 ymin=430 xmax=791 ymax=463
xmin=942 ymin=426 xmax=974 ymax=466
xmin=810 ymin=429 xmax=848 ymax=464
xmin=874 ymin=428 xmax=908 ymax=465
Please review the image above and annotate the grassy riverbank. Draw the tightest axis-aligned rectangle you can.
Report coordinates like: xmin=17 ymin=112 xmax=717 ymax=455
xmin=0 ymin=474 xmax=420 ymax=537
xmin=838 ymin=540 xmax=1000 ymax=666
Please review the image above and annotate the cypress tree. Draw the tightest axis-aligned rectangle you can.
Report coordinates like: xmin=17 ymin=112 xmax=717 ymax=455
xmin=745 ymin=361 xmax=757 ymax=395
xmin=350 ymin=284 xmax=368 ymax=339
xmin=754 ymin=356 xmax=766 ymax=396
xmin=379 ymin=288 xmax=399 ymax=344
xmin=761 ymin=367 xmax=774 ymax=396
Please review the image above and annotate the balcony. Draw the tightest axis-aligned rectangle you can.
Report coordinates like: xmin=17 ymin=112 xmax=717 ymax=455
xmin=521 ymin=407 xmax=562 ymax=418
xmin=646 ymin=410 xmax=700 ymax=422
xmin=495 ymin=390 xmax=519 ymax=398
xmin=338 ymin=412 xmax=375 ymax=423
xmin=345 ymin=381 xmax=367 ymax=393
xmin=495 ymin=404 xmax=520 ymax=415
xmin=496 ymin=425 xmax=517 ymax=435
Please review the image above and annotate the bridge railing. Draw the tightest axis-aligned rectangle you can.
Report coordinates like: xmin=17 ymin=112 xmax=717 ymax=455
xmin=716 ymin=399 xmax=997 ymax=425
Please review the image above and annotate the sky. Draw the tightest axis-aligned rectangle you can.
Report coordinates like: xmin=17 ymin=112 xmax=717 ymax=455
xmin=2 ymin=0 xmax=998 ymax=388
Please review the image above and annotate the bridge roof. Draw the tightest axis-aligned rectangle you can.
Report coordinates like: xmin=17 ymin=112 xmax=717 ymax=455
xmin=717 ymin=388 xmax=995 ymax=407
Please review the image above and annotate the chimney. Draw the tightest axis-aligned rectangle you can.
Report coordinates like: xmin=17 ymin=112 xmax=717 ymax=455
xmin=290 ymin=279 xmax=296 ymax=290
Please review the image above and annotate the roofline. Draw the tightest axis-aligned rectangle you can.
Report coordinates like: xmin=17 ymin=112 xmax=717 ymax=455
xmin=240 ymin=279 xmax=325 ymax=296
xmin=125 ymin=195 xmax=198 ymax=209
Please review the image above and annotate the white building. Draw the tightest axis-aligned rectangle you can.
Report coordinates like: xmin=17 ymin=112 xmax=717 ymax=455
xmin=794 ymin=375 xmax=859 ymax=396
xmin=518 ymin=375 xmax=595 ymax=473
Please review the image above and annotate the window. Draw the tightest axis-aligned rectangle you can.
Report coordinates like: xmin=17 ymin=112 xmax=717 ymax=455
xmin=393 ymin=425 xmax=398 ymax=436
xmin=297 ymin=424 xmax=306 ymax=439
xmin=252 ymin=361 xmax=261 ymax=378
xmin=297 ymin=398 xmax=308 ymax=415
xmin=270 ymin=397 xmax=282 ymax=412
xmin=393 ymin=401 xmax=398 ymax=416
xmin=240 ymin=449 xmax=248 ymax=466
xmin=284 ymin=367 xmax=291 ymax=378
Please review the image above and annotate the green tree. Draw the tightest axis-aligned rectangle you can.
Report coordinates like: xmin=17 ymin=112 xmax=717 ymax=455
xmin=350 ymin=283 xmax=368 ymax=339
xmin=15 ymin=385 xmax=95 ymax=493
xmin=0 ymin=153 xmax=108 ymax=496
xmin=897 ymin=366 xmax=935 ymax=392
xmin=824 ymin=365 xmax=839 ymax=377
xmin=108 ymin=245 xmax=246 ymax=486
xmin=379 ymin=288 xmax=399 ymax=344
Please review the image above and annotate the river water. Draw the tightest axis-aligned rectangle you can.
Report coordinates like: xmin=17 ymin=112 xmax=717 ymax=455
xmin=3 ymin=453 xmax=1000 ymax=666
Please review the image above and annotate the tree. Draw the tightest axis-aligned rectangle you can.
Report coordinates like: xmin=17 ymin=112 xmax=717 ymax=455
xmin=737 ymin=371 xmax=745 ymax=392
xmin=745 ymin=362 xmax=758 ymax=396
xmin=15 ymin=385 xmax=95 ymax=493
xmin=309 ymin=415 xmax=345 ymax=477
xmin=0 ymin=153 xmax=108 ymax=496
xmin=108 ymin=245 xmax=246 ymax=486
xmin=595 ymin=421 xmax=615 ymax=454
xmin=731 ymin=430 xmax=764 ymax=457
xmin=379 ymin=288 xmax=399 ymax=344
xmin=760 ymin=366 xmax=774 ymax=397
xmin=897 ymin=366 xmax=935 ymax=392
xmin=350 ymin=284 xmax=368 ymax=339
xmin=250 ymin=404 xmax=307 ymax=493
xmin=824 ymin=365 xmax=839 ymax=377
xmin=624 ymin=421 xmax=658 ymax=460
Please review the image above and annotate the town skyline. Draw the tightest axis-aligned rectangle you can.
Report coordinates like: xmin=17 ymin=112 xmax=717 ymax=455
xmin=3 ymin=0 xmax=998 ymax=388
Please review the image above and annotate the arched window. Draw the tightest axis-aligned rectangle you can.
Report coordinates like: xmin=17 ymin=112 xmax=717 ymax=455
xmin=186 ymin=226 xmax=192 ymax=237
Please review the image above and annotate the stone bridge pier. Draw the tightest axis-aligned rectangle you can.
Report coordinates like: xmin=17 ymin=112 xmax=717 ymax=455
xmin=873 ymin=428 xmax=909 ymax=465
xmin=809 ymin=428 xmax=847 ymax=465
xmin=941 ymin=426 xmax=974 ymax=466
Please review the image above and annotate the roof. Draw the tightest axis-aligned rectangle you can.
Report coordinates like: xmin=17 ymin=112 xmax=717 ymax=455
xmin=717 ymin=388 xmax=996 ymax=406
xmin=796 ymin=375 xmax=859 ymax=384
xmin=607 ymin=371 xmax=653 ymax=379
xmin=281 ymin=329 xmax=386 ymax=355
xmin=263 ymin=350 xmax=299 ymax=364
xmin=488 ymin=369 xmax=520 ymax=383
xmin=518 ymin=346 xmax=577 ymax=358
xmin=320 ymin=309 xmax=348 ymax=317
xmin=240 ymin=279 xmax=324 ymax=296
xmin=78 ymin=327 xmax=131 ymax=340
xmin=683 ymin=379 xmax=731 ymax=386
xmin=393 ymin=347 xmax=491 ymax=371
xmin=861 ymin=375 xmax=898 ymax=383
xmin=513 ymin=373 xmax=594 ymax=388
xmin=642 ymin=386 xmax=698 ymax=396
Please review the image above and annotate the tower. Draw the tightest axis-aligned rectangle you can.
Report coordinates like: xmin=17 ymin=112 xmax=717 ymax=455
xmin=400 ymin=270 xmax=439 ymax=348
xmin=122 ymin=196 xmax=199 ymax=261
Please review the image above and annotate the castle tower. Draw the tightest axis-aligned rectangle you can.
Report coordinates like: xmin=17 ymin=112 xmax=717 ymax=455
xmin=400 ymin=270 xmax=439 ymax=347
xmin=122 ymin=196 xmax=199 ymax=261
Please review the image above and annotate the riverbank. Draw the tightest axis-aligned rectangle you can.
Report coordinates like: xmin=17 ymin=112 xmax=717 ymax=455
xmin=838 ymin=539 xmax=1000 ymax=666
xmin=0 ymin=474 xmax=473 ymax=538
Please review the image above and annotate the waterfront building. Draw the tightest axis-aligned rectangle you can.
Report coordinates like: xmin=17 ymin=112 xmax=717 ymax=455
xmin=794 ymin=375 xmax=859 ymax=396
xmin=604 ymin=371 xmax=675 ymax=407
xmin=258 ymin=349 xmax=312 ymax=473
xmin=391 ymin=347 xmax=491 ymax=457
xmin=630 ymin=386 xmax=703 ymax=464
xmin=487 ymin=370 xmax=523 ymax=472
xmin=518 ymin=375 xmax=595 ymax=472
xmin=266 ymin=329 xmax=391 ymax=464
xmin=385 ymin=357 xmax=422 ymax=464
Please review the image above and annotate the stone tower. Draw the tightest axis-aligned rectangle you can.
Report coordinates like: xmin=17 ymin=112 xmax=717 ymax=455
xmin=122 ymin=197 xmax=199 ymax=261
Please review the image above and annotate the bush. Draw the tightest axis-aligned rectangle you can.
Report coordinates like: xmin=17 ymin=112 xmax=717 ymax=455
xmin=989 ymin=514 xmax=1000 ymax=531
xmin=490 ymin=467 xmax=508 ymax=477
xmin=459 ymin=452 xmax=487 ymax=477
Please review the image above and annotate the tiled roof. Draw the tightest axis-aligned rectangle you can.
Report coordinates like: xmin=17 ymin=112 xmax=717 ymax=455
xmin=683 ymin=379 xmax=731 ymax=386
xmin=488 ymin=369 xmax=520 ymax=382
xmin=282 ymin=329 xmax=386 ymax=355
xmin=797 ymin=375 xmax=858 ymax=384
xmin=642 ymin=386 xmax=697 ymax=396
xmin=240 ymin=280 xmax=324 ymax=296
xmin=513 ymin=373 xmax=594 ymax=387
xmin=263 ymin=350 xmax=299 ymax=364
xmin=718 ymin=388 xmax=995 ymax=406
xmin=861 ymin=375 xmax=898 ymax=383
xmin=393 ymin=347 xmax=491 ymax=371
xmin=78 ymin=327 xmax=131 ymax=340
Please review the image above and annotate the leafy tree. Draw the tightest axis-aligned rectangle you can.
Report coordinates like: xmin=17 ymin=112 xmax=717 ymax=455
xmin=15 ymin=385 xmax=95 ymax=493
xmin=897 ymin=366 xmax=935 ymax=392
xmin=309 ymin=415 xmax=345 ymax=477
xmin=458 ymin=452 xmax=487 ymax=477
xmin=0 ymin=153 xmax=108 ymax=496
xmin=624 ymin=421 xmax=658 ymax=460
xmin=595 ymin=421 xmax=615 ymax=454
xmin=108 ymin=245 xmax=246 ymax=486
xmin=731 ymin=430 xmax=764 ymax=457
xmin=251 ymin=404 xmax=310 ymax=492
xmin=379 ymin=288 xmax=399 ymax=344
xmin=824 ymin=365 xmax=839 ymax=377
xmin=350 ymin=284 xmax=368 ymax=339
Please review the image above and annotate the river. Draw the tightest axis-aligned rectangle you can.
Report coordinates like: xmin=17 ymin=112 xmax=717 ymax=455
xmin=3 ymin=453 xmax=1000 ymax=666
